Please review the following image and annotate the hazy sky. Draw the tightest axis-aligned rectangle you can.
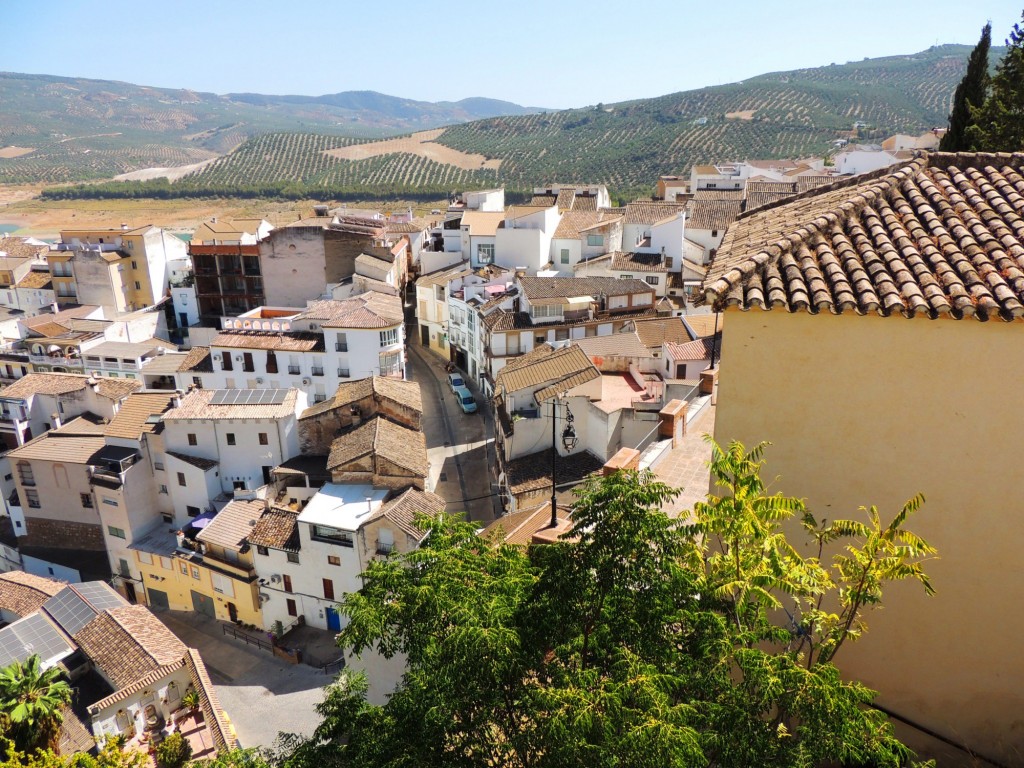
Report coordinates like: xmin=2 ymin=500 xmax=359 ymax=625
xmin=4 ymin=1 xmax=1022 ymax=108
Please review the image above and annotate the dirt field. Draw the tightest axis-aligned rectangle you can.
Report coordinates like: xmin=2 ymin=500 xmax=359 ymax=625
xmin=0 ymin=146 xmax=35 ymax=158
xmin=725 ymin=110 xmax=757 ymax=120
xmin=325 ymin=128 xmax=501 ymax=170
xmin=0 ymin=188 xmax=448 ymax=238
xmin=113 ymin=157 xmax=219 ymax=182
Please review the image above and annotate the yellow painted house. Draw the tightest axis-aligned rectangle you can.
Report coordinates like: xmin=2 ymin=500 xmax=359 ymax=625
xmin=704 ymin=151 xmax=1024 ymax=765
xmin=133 ymin=497 xmax=264 ymax=626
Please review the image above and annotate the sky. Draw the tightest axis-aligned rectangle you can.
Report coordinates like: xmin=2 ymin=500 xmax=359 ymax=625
xmin=3 ymin=0 xmax=1022 ymax=108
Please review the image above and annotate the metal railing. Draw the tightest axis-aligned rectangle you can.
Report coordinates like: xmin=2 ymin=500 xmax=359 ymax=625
xmin=222 ymin=623 xmax=273 ymax=653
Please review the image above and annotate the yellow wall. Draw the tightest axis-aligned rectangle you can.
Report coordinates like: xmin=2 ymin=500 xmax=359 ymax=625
xmin=713 ymin=309 xmax=1024 ymax=763
xmin=135 ymin=549 xmax=262 ymax=626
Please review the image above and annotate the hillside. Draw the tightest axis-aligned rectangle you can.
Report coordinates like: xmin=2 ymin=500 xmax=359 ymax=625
xmin=0 ymin=72 xmax=544 ymax=183
xmin=159 ymin=44 xmax=981 ymax=200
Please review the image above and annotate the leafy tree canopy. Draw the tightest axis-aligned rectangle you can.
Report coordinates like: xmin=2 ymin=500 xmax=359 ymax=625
xmin=940 ymin=22 xmax=991 ymax=151
xmin=0 ymin=654 xmax=73 ymax=756
xmin=969 ymin=12 xmax=1024 ymax=150
xmin=276 ymin=439 xmax=935 ymax=768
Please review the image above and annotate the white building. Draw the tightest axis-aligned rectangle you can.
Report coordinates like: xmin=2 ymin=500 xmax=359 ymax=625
xmin=493 ymin=205 xmax=560 ymax=273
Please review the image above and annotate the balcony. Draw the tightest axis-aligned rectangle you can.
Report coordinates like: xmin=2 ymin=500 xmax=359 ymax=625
xmin=29 ymin=353 xmax=83 ymax=368
xmin=337 ymin=368 xmax=350 ymax=378
xmin=90 ymin=467 xmax=124 ymax=490
xmin=287 ymin=365 xmax=301 ymax=375
xmin=311 ymin=367 xmax=324 ymax=377
xmin=376 ymin=541 xmax=395 ymax=556
xmin=335 ymin=342 xmax=348 ymax=352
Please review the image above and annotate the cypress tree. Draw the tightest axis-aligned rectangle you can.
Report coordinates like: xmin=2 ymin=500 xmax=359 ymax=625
xmin=940 ymin=22 xmax=991 ymax=151
xmin=968 ymin=13 xmax=1024 ymax=151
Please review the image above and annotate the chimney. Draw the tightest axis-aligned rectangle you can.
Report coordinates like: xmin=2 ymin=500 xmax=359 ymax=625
xmin=211 ymin=216 xmax=217 ymax=224
xmin=313 ymin=204 xmax=329 ymax=217
xmin=120 ymin=223 xmax=129 ymax=231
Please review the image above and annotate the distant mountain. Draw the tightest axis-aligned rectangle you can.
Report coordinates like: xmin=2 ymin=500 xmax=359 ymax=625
xmin=0 ymin=72 xmax=547 ymax=183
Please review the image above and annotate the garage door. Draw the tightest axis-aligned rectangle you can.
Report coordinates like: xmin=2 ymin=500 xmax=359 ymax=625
xmin=147 ymin=588 xmax=169 ymax=611
xmin=191 ymin=590 xmax=216 ymax=619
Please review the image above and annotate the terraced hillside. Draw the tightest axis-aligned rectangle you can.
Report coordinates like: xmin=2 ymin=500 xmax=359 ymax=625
xmin=0 ymin=72 xmax=543 ymax=183
xmin=40 ymin=44 xmax=989 ymax=200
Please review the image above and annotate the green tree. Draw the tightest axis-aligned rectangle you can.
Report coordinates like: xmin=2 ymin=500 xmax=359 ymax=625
xmin=285 ymin=443 xmax=935 ymax=768
xmin=0 ymin=734 xmax=148 ymax=768
xmin=155 ymin=732 xmax=192 ymax=768
xmin=969 ymin=13 xmax=1024 ymax=150
xmin=0 ymin=654 xmax=73 ymax=755
xmin=940 ymin=22 xmax=991 ymax=151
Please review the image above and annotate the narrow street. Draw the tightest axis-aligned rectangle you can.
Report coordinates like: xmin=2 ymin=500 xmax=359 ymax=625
xmin=406 ymin=340 xmax=502 ymax=523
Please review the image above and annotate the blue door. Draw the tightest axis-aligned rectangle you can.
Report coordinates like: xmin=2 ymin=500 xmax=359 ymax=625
xmin=326 ymin=607 xmax=341 ymax=631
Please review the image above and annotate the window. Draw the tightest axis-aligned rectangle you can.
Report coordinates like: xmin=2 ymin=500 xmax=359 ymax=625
xmin=187 ymin=433 xmax=197 ymax=446
xmin=154 ymin=461 xmax=164 ymax=471
xmin=102 ymin=498 xmax=118 ymax=507
xmin=645 ymin=276 xmax=660 ymax=285
xmin=256 ymin=545 xmax=269 ymax=556
xmin=192 ymin=376 xmax=202 ymax=388
xmin=177 ymin=472 xmax=186 ymax=487
xmin=221 ymin=353 xmax=233 ymax=371
xmin=530 ymin=304 xmax=562 ymax=318
xmin=379 ymin=352 xmax=400 ymax=375
xmin=379 ymin=328 xmax=399 ymax=347
xmin=212 ymin=572 xmax=234 ymax=596
xmin=477 ymin=243 xmax=494 ymax=263
xmin=242 ymin=352 xmax=254 ymax=372
xmin=323 ymin=579 xmax=335 ymax=600
xmin=138 ymin=551 xmax=153 ymax=565
xmin=286 ymin=598 xmax=297 ymax=617
xmin=586 ymin=234 xmax=604 ymax=247
xmin=258 ymin=433 xmax=268 ymax=445
xmin=134 ymin=281 xmax=141 ymax=290
xmin=435 ymin=285 xmax=445 ymax=302
xmin=108 ymin=526 xmax=126 ymax=539
xmin=335 ymin=333 xmax=348 ymax=352
xmin=265 ymin=350 xmax=278 ymax=374
xmin=555 ymin=328 xmax=569 ymax=341
xmin=287 ymin=552 xmax=300 ymax=564
xmin=17 ymin=462 xmax=34 ymax=487
xmin=312 ymin=524 xmax=354 ymax=546
xmin=180 ymin=562 xmax=188 ymax=575
xmin=226 ymin=433 xmax=236 ymax=446
xmin=25 ymin=490 xmax=39 ymax=509
xmin=159 ymin=484 xmax=168 ymax=495
xmin=327 ymin=555 xmax=341 ymax=566
xmin=186 ymin=505 xmax=200 ymax=518
xmin=80 ymin=493 xmax=93 ymax=508
xmin=161 ymin=514 xmax=172 ymax=524
xmin=665 ymin=257 xmax=674 ymax=270
xmin=620 ymin=274 xmax=633 ymax=280
xmin=131 ymin=261 xmax=137 ymax=269
xmin=283 ymin=574 xmax=293 ymax=593
xmin=191 ymin=567 xmax=200 ymax=580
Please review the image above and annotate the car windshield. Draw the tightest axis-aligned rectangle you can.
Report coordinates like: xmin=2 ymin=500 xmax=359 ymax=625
xmin=462 ymin=396 xmax=474 ymax=405
xmin=452 ymin=377 xmax=464 ymax=386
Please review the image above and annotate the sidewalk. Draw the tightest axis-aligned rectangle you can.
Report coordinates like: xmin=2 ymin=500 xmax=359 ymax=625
xmin=653 ymin=403 xmax=716 ymax=519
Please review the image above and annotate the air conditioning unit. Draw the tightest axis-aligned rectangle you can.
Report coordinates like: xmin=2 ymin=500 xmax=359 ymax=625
xmin=212 ymin=353 xmax=222 ymax=361
xmin=235 ymin=354 xmax=243 ymax=361
xmin=270 ymin=574 xmax=281 ymax=584
xmin=309 ymin=323 xmax=319 ymax=330
xmin=255 ymin=377 xmax=264 ymax=385
xmin=259 ymin=592 xmax=270 ymax=603
xmin=301 ymin=377 xmax=311 ymax=386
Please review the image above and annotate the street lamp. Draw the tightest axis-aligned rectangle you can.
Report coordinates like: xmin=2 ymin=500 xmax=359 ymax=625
xmin=550 ymin=395 xmax=578 ymax=529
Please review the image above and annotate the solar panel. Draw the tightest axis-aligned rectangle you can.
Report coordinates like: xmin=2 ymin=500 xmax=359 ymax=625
xmin=43 ymin=587 xmax=99 ymax=636
xmin=74 ymin=582 xmax=127 ymax=613
xmin=209 ymin=389 xmax=289 ymax=407
xmin=0 ymin=613 xmax=74 ymax=668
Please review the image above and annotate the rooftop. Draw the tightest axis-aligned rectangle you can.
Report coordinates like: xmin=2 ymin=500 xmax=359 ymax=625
xmin=196 ymin=497 xmax=265 ymax=551
xmin=164 ymin=388 xmax=298 ymax=420
xmin=631 ymin=317 xmax=693 ymax=349
xmin=104 ymin=392 xmax=176 ymax=439
xmin=327 ymin=416 xmax=428 ymax=476
xmin=704 ymin=152 xmax=1024 ymax=320
xmin=297 ymin=483 xmax=389 ymax=531
xmin=0 ymin=571 xmax=64 ymax=617
xmin=296 ymin=293 xmax=403 ymax=329
xmin=248 ymin=507 xmax=300 ymax=551
xmin=481 ymin=502 xmax=574 ymax=546
xmin=494 ymin=344 xmax=598 ymax=398
xmin=177 ymin=346 xmax=213 ymax=373
xmin=519 ymin=276 xmax=654 ymax=301
xmin=73 ymin=604 xmax=186 ymax=689
xmin=84 ymin=339 xmax=176 ymax=359
xmin=300 ymin=376 xmax=422 ymax=420
xmin=573 ymin=331 xmax=651 ymax=359
xmin=504 ymin=448 xmax=604 ymax=496
xmin=685 ymin=198 xmax=745 ymax=231
xmin=211 ymin=331 xmax=325 ymax=352
xmin=369 ymin=487 xmax=445 ymax=539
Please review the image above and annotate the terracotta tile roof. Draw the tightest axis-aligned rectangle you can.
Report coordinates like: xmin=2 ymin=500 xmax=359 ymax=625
xmin=529 ymin=194 xmax=558 ymax=206
xmin=623 ymin=201 xmax=689 ymax=226
xmin=481 ymin=502 xmax=573 ymax=546
xmin=665 ymin=337 xmax=716 ymax=361
xmin=7 ymin=434 xmax=106 ymax=463
xmin=301 ymin=376 xmax=422 ymax=420
xmin=16 ymin=271 xmax=52 ymax=290
xmin=745 ymin=180 xmax=800 ymax=210
xmin=297 ymin=293 xmax=403 ymax=329
xmin=631 ymin=317 xmax=692 ymax=348
xmin=504 ymin=205 xmax=553 ymax=221
xmin=84 ymin=339 xmax=177 ymax=359
xmin=385 ymin=219 xmax=430 ymax=234
xmin=504 ymin=448 xmax=604 ymax=495
xmin=165 ymin=388 xmax=298 ymax=420
xmin=571 ymin=195 xmax=598 ymax=212
xmin=460 ymin=211 xmax=506 ymax=237
xmin=704 ymin=152 xmax=1024 ymax=320
xmin=185 ymin=648 xmax=238 ymax=750
xmin=197 ymin=497 xmax=265 ymax=551
xmin=370 ymin=487 xmax=445 ymax=538
xmin=495 ymin=344 xmax=597 ymax=396
xmin=166 ymin=450 xmax=219 ymax=470
xmin=573 ymin=331 xmax=650 ymax=359
xmin=0 ymin=372 xmax=90 ymax=398
xmin=248 ymin=507 xmax=300 ymax=551
xmin=553 ymin=210 xmax=621 ymax=240
xmin=693 ymin=189 xmax=745 ymax=202
xmin=0 ymin=571 xmax=64 ymax=616
xmin=555 ymin=189 xmax=576 ymax=210
xmin=178 ymin=346 xmax=213 ymax=373
xmin=52 ymin=413 xmax=107 ymax=435
xmin=519 ymin=276 xmax=653 ymax=300
xmin=211 ymin=331 xmax=324 ymax=352
xmin=141 ymin=352 xmax=189 ymax=375
xmin=74 ymin=605 xmax=186 ymax=689
xmin=681 ymin=313 xmax=723 ymax=338
xmin=104 ymin=392 xmax=176 ymax=439
xmin=96 ymin=377 xmax=143 ymax=400
xmin=59 ymin=706 xmax=97 ymax=755
xmin=609 ymin=251 xmax=666 ymax=272
xmin=416 ymin=263 xmax=472 ymax=289
xmin=0 ymin=237 xmax=47 ymax=260
xmin=796 ymin=175 xmax=835 ymax=193
xmin=327 ymin=416 xmax=427 ymax=476
xmin=534 ymin=368 xmax=601 ymax=403
xmin=482 ymin=309 xmax=533 ymax=332
xmin=88 ymin=662 xmax=184 ymax=714
xmin=686 ymin=199 xmax=744 ymax=231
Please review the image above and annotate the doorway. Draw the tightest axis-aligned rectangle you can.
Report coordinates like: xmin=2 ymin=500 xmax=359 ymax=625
xmin=191 ymin=590 xmax=216 ymax=618
xmin=325 ymin=606 xmax=341 ymax=632
xmin=227 ymin=602 xmax=238 ymax=623
xmin=147 ymin=588 xmax=169 ymax=611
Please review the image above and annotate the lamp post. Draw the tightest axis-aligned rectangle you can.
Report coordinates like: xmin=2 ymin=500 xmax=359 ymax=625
xmin=550 ymin=395 xmax=578 ymax=529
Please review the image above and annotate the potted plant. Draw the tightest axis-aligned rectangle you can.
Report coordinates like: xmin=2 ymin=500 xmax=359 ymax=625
xmin=180 ymin=687 xmax=200 ymax=714
xmin=155 ymin=732 xmax=192 ymax=768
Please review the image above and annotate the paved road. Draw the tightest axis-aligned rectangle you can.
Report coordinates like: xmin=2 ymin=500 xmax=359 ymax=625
xmin=406 ymin=342 xmax=501 ymax=523
xmin=157 ymin=611 xmax=327 ymax=749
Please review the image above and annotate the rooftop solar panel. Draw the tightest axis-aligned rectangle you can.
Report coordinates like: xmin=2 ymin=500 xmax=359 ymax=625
xmin=209 ymin=389 xmax=289 ymax=407
xmin=0 ymin=613 xmax=74 ymax=669
xmin=43 ymin=588 xmax=99 ymax=636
